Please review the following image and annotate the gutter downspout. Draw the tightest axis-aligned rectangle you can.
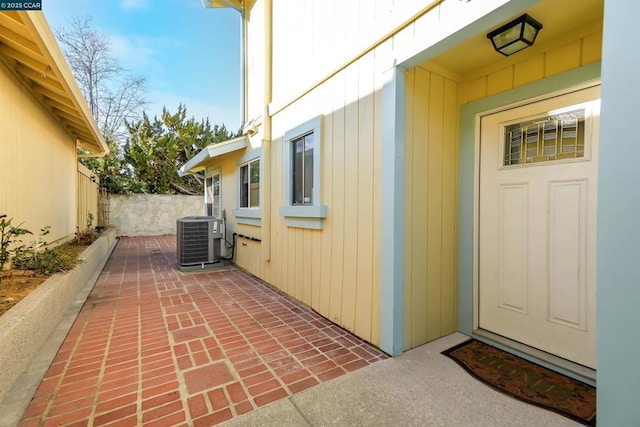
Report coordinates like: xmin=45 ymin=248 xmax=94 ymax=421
xmin=261 ymin=0 xmax=272 ymax=262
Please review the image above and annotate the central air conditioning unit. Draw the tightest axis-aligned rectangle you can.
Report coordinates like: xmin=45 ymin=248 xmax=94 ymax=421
xmin=176 ymin=216 xmax=223 ymax=266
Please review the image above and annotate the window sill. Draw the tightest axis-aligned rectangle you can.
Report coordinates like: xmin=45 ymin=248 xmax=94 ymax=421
xmin=279 ymin=205 xmax=327 ymax=230
xmin=233 ymin=208 xmax=261 ymax=226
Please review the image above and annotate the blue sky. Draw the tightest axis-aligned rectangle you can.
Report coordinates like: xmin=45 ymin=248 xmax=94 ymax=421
xmin=43 ymin=0 xmax=242 ymax=132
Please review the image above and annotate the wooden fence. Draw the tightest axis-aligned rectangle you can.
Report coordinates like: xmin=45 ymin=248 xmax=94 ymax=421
xmin=77 ymin=163 xmax=99 ymax=232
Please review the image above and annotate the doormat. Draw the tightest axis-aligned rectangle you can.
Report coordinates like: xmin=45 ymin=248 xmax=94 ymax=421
xmin=442 ymin=340 xmax=596 ymax=426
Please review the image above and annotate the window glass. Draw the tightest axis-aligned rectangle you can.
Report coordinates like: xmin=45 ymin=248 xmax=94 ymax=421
xmin=205 ymin=176 xmax=213 ymax=216
xmin=304 ymin=135 xmax=313 ymax=204
xmin=206 ymin=173 xmax=221 ymax=217
xmin=504 ymin=108 xmax=585 ymax=166
xmin=240 ymin=164 xmax=249 ymax=208
xmin=212 ymin=174 xmax=221 ymax=217
xmin=250 ymin=159 xmax=260 ymax=207
xmin=239 ymin=159 xmax=260 ymax=208
xmin=292 ymin=137 xmax=303 ymax=204
xmin=292 ymin=133 xmax=313 ymax=205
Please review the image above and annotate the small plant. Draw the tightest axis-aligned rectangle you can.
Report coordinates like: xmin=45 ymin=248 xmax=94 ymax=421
xmin=12 ymin=247 xmax=79 ymax=275
xmin=0 ymin=214 xmax=32 ymax=274
xmin=12 ymin=226 xmax=79 ymax=275
xmin=75 ymin=213 xmax=97 ymax=245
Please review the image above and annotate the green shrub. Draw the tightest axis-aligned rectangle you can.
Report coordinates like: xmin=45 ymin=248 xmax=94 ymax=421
xmin=11 ymin=226 xmax=79 ymax=276
xmin=12 ymin=247 xmax=79 ymax=275
xmin=75 ymin=213 xmax=97 ymax=245
xmin=0 ymin=214 xmax=32 ymax=273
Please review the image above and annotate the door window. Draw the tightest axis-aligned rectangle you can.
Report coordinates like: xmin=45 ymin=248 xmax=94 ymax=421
xmin=504 ymin=108 xmax=585 ymax=166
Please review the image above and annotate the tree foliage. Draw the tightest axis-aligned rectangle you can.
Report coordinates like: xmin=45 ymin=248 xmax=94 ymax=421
xmin=81 ymin=137 xmax=133 ymax=194
xmin=124 ymin=105 xmax=239 ymax=195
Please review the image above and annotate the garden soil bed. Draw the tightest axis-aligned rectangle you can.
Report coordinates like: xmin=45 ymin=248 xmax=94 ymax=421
xmin=0 ymin=244 xmax=87 ymax=316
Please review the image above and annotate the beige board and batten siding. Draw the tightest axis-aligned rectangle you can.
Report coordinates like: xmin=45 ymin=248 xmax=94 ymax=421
xmin=245 ymin=0 xmax=451 ymax=348
xmin=263 ymin=39 xmax=392 ymax=346
xmin=403 ymin=66 xmax=459 ymax=350
xmin=0 ymin=59 xmax=77 ymax=244
xmin=269 ymin=0 xmax=439 ymax=114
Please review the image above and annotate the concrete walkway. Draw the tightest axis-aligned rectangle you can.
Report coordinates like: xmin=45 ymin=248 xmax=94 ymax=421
xmin=8 ymin=236 xmax=579 ymax=426
xmin=223 ymin=332 xmax=580 ymax=426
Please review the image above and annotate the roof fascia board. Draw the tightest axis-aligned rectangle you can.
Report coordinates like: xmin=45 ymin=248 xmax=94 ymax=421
xmin=179 ymin=135 xmax=248 ymax=176
xmin=202 ymin=0 xmax=243 ymax=12
xmin=21 ymin=12 xmax=108 ymax=155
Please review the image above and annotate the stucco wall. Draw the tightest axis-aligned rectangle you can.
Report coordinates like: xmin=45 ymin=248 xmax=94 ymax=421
xmin=109 ymin=194 xmax=203 ymax=236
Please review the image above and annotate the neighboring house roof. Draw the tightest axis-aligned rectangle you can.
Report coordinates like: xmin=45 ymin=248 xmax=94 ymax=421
xmin=0 ymin=12 xmax=108 ymax=155
xmin=178 ymin=135 xmax=248 ymax=176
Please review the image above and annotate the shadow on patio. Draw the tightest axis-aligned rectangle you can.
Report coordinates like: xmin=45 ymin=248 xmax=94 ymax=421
xmin=18 ymin=236 xmax=387 ymax=426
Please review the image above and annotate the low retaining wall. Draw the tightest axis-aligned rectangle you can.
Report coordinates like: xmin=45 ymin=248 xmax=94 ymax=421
xmin=109 ymin=194 xmax=202 ymax=236
xmin=0 ymin=229 xmax=117 ymax=405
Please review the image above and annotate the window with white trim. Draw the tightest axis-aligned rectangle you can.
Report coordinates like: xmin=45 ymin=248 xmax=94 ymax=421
xmin=233 ymin=152 xmax=261 ymax=227
xmin=280 ymin=115 xmax=327 ymax=230
xmin=239 ymin=158 xmax=260 ymax=208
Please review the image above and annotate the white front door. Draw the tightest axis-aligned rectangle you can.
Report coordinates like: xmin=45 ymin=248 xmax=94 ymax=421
xmin=478 ymin=86 xmax=600 ymax=369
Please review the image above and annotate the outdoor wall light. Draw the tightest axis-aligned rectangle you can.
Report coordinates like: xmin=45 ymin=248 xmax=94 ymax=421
xmin=487 ymin=14 xmax=543 ymax=56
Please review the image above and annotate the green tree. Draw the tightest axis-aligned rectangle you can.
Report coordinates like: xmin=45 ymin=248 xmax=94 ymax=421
xmin=81 ymin=136 xmax=134 ymax=194
xmin=124 ymin=105 xmax=239 ymax=194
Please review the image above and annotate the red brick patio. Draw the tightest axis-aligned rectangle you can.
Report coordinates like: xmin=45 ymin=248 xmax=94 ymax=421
xmin=18 ymin=236 xmax=387 ymax=426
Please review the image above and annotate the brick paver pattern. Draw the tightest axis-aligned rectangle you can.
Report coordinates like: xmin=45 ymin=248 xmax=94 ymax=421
xmin=19 ymin=236 xmax=388 ymax=426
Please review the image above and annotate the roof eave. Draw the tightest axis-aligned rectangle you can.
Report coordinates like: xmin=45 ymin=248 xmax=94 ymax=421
xmin=201 ymin=0 xmax=243 ymax=12
xmin=20 ymin=12 xmax=108 ymax=155
xmin=178 ymin=135 xmax=248 ymax=177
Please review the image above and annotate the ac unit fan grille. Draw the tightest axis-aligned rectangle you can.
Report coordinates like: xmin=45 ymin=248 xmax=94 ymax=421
xmin=177 ymin=220 xmax=213 ymax=265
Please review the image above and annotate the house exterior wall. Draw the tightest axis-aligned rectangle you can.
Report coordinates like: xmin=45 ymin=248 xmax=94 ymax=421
xmin=403 ymin=66 xmax=458 ymax=350
xmin=0 ymin=60 xmax=78 ymax=244
xmin=226 ymin=0 xmax=606 ymax=354
xmin=269 ymin=0 xmax=436 ymax=112
xmin=238 ymin=0 xmax=517 ymax=349
xmin=264 ymin=44 xmax=386 ymax=344
xmin=201 ymin=0 xmax=640 ymax=423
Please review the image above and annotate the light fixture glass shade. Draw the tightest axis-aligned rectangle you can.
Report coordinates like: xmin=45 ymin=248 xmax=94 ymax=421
xmin=487 ymin=14 xmax=543 ymax=56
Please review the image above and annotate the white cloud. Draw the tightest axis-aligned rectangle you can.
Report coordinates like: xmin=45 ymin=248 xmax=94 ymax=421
xmin=120 ymin=0 xmax=149 ymax=11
